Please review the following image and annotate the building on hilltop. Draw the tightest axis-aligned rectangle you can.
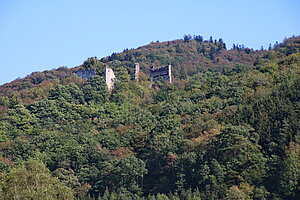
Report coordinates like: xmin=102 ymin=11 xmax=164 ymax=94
xmin=150 ymin=64 xmax=172 ymax=83
xmin=104 ymin=64 xmax=116 ymax=91
xmin=73 ymin=69 xmax=97 ymax=79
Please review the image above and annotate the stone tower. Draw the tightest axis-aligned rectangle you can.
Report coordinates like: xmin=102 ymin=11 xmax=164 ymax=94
xmin=134 ymin=63 xmax=140 ymax=81
xmin=104 ymin=64 xmax=116 ymax=91
xmin=168 ymin=64 xmax=172 ymax=84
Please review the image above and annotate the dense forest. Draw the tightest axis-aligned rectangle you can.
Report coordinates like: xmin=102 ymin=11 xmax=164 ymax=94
xmin=0 ymin=35 xmax=300 ymax=200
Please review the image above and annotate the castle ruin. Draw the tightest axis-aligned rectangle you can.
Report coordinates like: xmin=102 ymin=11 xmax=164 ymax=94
xmin=74 ymin=64 xmax=116 ymax=91
xmin=150 ymin=64 xmax=172 ymax=83
xmin=74 ymin=62 xmax=172 ymax=91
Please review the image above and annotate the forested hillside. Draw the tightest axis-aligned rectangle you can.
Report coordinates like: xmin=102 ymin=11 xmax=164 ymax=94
xmin=0 ymin=36 xmax=300 ymax=200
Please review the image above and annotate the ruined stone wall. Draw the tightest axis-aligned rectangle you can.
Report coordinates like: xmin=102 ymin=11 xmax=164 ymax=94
xmin=74 ymin=69 xmax=97 ymax=79
xmin=105 ymin=65 xmax=116 ymax=91
xmin=134 ymin=63 xmax=140 ymax=81
xmin=150 ymin=64 xmax=172 ymax=83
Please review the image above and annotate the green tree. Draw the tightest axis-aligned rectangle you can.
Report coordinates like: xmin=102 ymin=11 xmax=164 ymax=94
xmin=93 ymin=156 xmax=147 ymax=196
xmin=0 ymin=159 xmax=74 ymax=200
xmin=183 ymin=34 xmax=192 ymax=43
xmin=279 ymin=142 xmax=300 ymax=199
xmin=210 ymin=125 xmax=267 ymax=185
xmin=83 ymin=76 xmax=109 ymax=103
xmin=225 ymin=185 xmax=245 ymax=200
xmin=6 ymin=104 xmax=37 ymax=135
xmin=82 ymin=57 xmax=105 ymax=74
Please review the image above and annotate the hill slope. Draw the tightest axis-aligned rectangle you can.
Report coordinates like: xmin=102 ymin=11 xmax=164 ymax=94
xmin=101 ymin=37 xmax=263 ymax=79
xmin=0 ymin=36 xmax=300 ymax=200
xmin=0 ymin=36 xmax=266 ymax=105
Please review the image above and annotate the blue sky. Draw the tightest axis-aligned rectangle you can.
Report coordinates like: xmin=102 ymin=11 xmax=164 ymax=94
xmin=0 ymin=0 xmax=299 ymax=85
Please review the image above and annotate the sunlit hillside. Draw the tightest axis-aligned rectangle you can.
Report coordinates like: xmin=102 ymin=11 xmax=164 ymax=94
xmin=0 ymin=36 xmax=300 ymax=200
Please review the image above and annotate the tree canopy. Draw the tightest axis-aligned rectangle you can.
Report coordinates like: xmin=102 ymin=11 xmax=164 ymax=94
xmin=0 ymin=35 xmax=300 ymax=199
